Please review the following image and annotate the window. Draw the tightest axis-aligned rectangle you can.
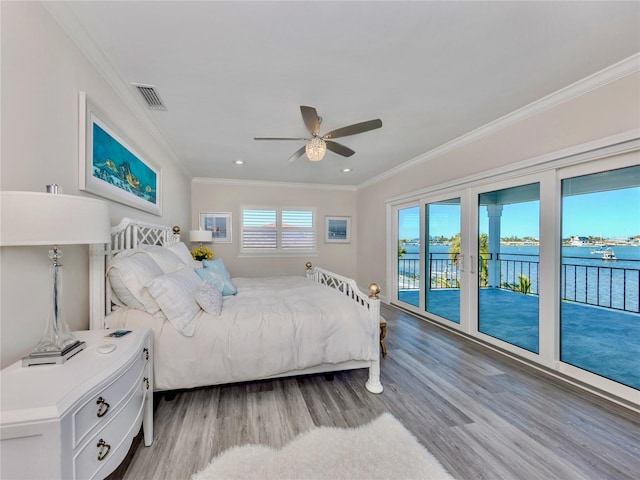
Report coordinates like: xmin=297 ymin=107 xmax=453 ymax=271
xmin=241 ymin=207 xmax=316 ymax=255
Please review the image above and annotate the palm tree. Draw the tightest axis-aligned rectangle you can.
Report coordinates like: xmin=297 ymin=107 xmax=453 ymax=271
xmin=448 ymin=233 xmax=489 ymax=286
xmin=398 ymin=238 xmax=409 ymax=258
xmin=502 ymin=274 xmax=532 ymax=294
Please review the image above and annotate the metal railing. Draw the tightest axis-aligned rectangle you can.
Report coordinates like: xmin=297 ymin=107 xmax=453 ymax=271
xmin=398 ymin=253 xmax=640 ymax=314
xmin=561 ymin=256 xmax=639 ymax=313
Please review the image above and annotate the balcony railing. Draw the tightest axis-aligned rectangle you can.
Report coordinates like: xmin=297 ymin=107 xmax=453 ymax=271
xmin=398 ymin=253 xmax=640 ymax=314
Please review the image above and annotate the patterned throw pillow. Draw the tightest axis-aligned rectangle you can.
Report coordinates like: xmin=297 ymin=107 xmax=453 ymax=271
xmin=195 ymin=281 xmax=223 ymax=316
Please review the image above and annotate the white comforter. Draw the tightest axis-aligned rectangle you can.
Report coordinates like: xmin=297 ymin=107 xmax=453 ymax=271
xmin=109 ymin=276 xmax=376 ymax=391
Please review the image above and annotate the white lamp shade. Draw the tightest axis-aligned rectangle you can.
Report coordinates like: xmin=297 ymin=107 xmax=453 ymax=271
xmin=0 ymin=191 xmax=110 ymax=246
xmin=190 ymin=230 xmax=212 ymax=243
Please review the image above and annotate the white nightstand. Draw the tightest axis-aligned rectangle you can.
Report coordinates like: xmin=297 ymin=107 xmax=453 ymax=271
xmin=1 ymin=328 xmax=153 ymax=480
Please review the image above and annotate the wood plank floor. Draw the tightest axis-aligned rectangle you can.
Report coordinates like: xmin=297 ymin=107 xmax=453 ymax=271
xmin=111 ymin=304 xmax=640 ymax=479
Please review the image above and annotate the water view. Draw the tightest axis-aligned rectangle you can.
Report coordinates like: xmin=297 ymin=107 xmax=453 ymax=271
xmin=400 ymin=244 xmax=640 ymax=313
xmin=398 ymin=243 xmax=640 ymax=390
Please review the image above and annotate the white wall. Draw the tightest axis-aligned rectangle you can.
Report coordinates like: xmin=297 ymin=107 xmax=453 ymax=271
xmin=0 ymin=2 xmax=191 ymax=367
xmin=191 ymin=180 xmax=357 ymax=279
xmin=356 ymin=72 xmax=640 ymax=296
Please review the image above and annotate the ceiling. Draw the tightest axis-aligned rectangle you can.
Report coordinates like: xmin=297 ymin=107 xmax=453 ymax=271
xmin=45 ymin=1 xmax=640 ymax=186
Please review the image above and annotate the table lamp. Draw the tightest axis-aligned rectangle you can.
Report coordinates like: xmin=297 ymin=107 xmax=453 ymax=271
xmin=189 ymin=229 xmax=212 ymax=247
xmin=0 ymin=187 xmax=110 ymax=366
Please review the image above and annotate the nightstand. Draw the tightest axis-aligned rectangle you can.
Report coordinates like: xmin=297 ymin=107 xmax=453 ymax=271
xmin=1 ymin=328 xmax=153 ymax=480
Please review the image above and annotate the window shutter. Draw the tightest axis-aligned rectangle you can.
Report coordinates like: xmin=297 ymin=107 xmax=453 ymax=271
xmin=242 ymin=209 xmax=277 ymax=249
xmin=282 ymin=210 xmax=315 ymax=249
xmin=241 ymin=208 xmax=316 ymax=254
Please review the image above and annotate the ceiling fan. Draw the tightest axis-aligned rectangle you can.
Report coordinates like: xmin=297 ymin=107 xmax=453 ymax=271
xmin=254 ymin=106 xmax=382 ymax=162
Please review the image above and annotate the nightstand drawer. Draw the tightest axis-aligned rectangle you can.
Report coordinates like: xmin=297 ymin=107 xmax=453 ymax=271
xmin=73 ymin=378 xmax=147 ymax=480
xmin=73 ymin=347 xmax=148 ymax=447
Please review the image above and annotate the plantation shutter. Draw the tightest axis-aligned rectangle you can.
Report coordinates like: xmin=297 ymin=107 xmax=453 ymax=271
xmin=242 ymin=209 xmax=277 ymax=249
xmin=282 ymin=210 xmax=315 ymax=249
xmin=241 ymin=207 xmax=316 ymax=254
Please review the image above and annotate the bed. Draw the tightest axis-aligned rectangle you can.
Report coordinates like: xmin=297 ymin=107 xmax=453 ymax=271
xmin=89 ymin=217 xmax=383 ymax=394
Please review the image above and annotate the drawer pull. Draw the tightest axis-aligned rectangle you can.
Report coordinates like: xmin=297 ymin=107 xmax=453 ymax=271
xmin=143 ymin=377 xmax=150 ymax=390
xmin=143 ymin=347 xmax=149 ymax=360
xmin=97 ymin=439 xmax=111 ymax=461
xmin=96 ymin=397 xmax=110 ymax=418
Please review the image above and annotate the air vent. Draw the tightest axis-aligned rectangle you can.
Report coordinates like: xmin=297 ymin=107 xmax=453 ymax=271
xmin=132 ymin=83 xmax=167 ymax=111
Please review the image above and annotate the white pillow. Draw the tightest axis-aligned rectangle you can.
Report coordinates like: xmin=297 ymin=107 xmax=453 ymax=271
xmin=139 ymin=244 xmax=186 ymax=273
xmin=166 ymin=242 xmax=198 ymax=266
xmin=107 ymin=251 xmax=163 ymax=313
xmin=195 ymin=281 xmax=223 ymax=316
xmin=144 ymin=268 xmax=203 ymax=336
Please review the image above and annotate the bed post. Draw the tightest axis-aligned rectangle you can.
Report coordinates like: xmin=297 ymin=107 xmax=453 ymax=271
xmin=365 ymin=283 xmax=383 ymax=394
xmin=305 ymin=261 xmax=315 ymax=280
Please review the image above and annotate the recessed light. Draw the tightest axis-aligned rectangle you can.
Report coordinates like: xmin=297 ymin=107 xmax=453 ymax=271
xmin=341 ymin=168 xmax=352 ymax=173
xmin=233 ymin=160 xmax=245 ymax=165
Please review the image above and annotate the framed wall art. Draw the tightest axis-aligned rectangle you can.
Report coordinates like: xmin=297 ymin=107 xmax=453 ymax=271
xmin=199 ymin=212 xmax=232 ymax=243
xmin=325 ymin=216 xmax=351 ymax=243
xmin=79 ymin=91 xmax=162 ymax=215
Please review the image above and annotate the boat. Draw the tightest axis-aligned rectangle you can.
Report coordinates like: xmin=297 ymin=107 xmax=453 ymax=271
xmin=590 ymin=248 xmax=607 ymax=254
xmin=602 ymin=248 xmax=617 ymax=261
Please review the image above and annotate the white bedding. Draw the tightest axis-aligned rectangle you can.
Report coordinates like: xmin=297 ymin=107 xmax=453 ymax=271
xmin=108 ymin=275 xmax=376 ymax=391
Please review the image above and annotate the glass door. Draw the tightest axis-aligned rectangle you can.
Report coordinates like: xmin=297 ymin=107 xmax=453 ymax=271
xmin=560 ymin=164 xmax=640 ymax=390
xmin=477 ymin=183 xmax=541 ymax=353
xmin=425 ymin=198 xmax=461 ymax=323
xmin=397 ymin=205 xmax=421 ymax=308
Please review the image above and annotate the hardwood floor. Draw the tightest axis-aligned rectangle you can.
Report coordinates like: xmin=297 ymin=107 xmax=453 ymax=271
xmin=112 ymin=304 xmax=640 ymax=479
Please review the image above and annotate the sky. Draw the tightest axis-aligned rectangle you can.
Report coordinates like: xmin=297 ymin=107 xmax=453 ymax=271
xmin=399 ymin=187 xmax=640 ymax=240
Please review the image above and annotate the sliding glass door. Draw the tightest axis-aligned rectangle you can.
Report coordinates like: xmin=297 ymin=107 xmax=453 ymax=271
xmin=425 ymin=198 xmax=461 ymax=323
xmin=477 ymin=183 xmax=540 ymax=353
xmin=389 ymin=149 xmax=638 ymax=404
xmin=397 ymin=205 xmax=420 ymax=307
xmin=560 ymin=164 xmax=640 ymax=390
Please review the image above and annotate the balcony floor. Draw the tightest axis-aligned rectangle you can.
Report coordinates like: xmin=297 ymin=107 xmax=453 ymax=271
xmin=398 ymin=288 xmax=640 ymax=390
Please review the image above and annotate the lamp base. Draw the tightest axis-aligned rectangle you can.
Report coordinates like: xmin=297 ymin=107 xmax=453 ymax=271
xmin=22 ymin=340 xmax=86 ymax=367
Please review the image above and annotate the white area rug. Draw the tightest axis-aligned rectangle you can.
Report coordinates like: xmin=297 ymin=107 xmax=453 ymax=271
xmin=192 ymin=413 xmax=455 ymax=480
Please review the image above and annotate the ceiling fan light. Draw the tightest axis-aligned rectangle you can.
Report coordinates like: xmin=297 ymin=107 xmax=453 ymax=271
xmin=305 ymin=137 xmax=326 ymax=161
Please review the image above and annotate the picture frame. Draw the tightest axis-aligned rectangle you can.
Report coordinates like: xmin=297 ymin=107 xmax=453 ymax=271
xmin=325 ymin=216 xmax=351 ymax=243
xmin=199 ymin=212 xmax=232 ymax=243
xmin=79 ymin=91 xmax=162 ymax=215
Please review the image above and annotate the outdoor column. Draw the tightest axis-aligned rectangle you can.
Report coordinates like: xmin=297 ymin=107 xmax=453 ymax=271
xmin=487 ymin=205 xmax=503 ymax=288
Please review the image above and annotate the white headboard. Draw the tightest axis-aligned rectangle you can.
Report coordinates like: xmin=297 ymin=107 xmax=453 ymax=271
xmin=89 ymin=217 xmax=181 ymax=330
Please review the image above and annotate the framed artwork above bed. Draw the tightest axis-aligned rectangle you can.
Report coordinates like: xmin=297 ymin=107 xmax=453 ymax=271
xmin=78 ymin=91 xmax=162 ymax=215
xmin=199 ymin=212 xmax=232 ymax=243
xmin=325 ymin=216 xmax=351 ymax=243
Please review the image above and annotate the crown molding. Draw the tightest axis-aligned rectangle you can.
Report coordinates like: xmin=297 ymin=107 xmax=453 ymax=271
xmin=192 ymin=177 xmax=357 ymax=191
xmin=385 ymin=129 xmax=640 ymax=205
xmin=360 ymin=53 xmax=640 ymax=190
xmin=42 ymin=2 xmax=192 ymax=178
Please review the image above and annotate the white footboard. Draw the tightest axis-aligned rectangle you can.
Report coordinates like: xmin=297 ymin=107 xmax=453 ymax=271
xmin=306 ymin=262 xmax=383 ymax=394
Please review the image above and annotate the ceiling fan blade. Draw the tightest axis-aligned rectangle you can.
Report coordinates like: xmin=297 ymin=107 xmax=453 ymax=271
xmin=288 ymin=145 xmax=307 ymax=163
xmin=325 ymin=140 xmax=355 ymax=157
xmin=323 ymin=119 xmax=382 ymax=139
xmin=254 ymin=137 xmax=308 ymax=141
xmin=300 ymin=106 xmax=321 ymax=136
